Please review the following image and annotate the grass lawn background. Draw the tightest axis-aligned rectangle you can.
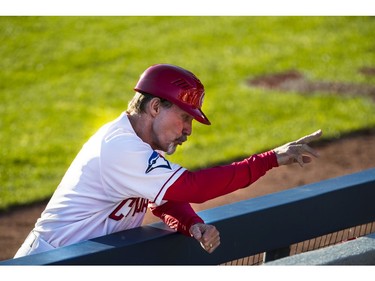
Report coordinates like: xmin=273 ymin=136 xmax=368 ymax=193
xmin=1 ymin=16 xmax=374 ymax=210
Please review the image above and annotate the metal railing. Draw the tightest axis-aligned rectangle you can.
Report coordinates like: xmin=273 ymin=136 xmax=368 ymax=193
xmin=1 ymin=168 xmax=375 ymax=265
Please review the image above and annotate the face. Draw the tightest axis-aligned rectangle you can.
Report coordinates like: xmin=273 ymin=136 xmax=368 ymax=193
xmin=151 ymin=103 xmax=194 ymax=155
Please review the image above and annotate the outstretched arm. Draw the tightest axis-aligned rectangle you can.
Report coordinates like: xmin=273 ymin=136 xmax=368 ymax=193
xmin=164 ymin=129 xmax=322 ymax=203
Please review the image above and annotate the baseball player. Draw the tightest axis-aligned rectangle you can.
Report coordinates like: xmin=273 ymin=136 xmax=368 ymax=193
xmin=14 ymin=64 xmax=322 ymax=259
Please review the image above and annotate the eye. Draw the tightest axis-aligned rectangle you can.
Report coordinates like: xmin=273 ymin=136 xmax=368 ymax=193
xmin=182 ymin=113 xmax=193 ymax=123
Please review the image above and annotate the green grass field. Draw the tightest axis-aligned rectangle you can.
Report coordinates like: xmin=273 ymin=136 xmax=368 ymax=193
xmin=1 ymin=16 xmax=374 ymax=211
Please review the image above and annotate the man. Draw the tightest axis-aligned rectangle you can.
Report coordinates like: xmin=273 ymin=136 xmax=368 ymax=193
xmin=14 ymin=64 xmax=322 ymax=258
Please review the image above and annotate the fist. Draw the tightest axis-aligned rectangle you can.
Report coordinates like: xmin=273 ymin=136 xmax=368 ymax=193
xmin=189 ymin=223 xmax=220 ymax=254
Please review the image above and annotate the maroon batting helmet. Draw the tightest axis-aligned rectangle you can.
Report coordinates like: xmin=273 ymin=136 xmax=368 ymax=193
xmin=134 ymin=64 xmax=211 ymax=125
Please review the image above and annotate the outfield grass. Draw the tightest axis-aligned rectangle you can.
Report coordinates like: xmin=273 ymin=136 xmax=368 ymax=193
xmin=1 ymin=16 xmax=374 ymax=211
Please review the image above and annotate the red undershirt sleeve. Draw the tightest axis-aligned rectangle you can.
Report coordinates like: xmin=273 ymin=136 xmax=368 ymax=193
xmin=164 ymin=150 xmax=278 ymax=203
xmin=150 ymin=201 xmax=204 ymax=237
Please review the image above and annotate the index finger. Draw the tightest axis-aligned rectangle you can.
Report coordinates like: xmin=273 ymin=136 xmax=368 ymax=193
xmin=295 ymin=129 xmax=323 ymax=144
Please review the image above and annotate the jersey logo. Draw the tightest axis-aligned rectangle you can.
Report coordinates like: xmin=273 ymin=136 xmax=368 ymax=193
xmin=145 ymin=151 xmax=171 ymax=174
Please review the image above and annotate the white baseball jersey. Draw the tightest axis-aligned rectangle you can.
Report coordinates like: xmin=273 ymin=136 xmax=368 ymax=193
xmin=34 ymin=112 xmax=186 ymax=248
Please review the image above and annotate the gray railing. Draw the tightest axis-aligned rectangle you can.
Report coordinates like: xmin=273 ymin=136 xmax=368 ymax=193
xmin=1 ymin=168 xmax=375 ymax=265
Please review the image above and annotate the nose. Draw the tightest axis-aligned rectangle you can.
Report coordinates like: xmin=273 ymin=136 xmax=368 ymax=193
xmin=183 ymin=120 xmax=192 ymax=136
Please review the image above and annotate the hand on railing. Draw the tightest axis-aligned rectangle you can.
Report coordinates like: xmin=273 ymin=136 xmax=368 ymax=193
xmin=273 ymin=129 xmax=322 ymax=167
xmin=190 ymin=223 xmax=220 ymax=254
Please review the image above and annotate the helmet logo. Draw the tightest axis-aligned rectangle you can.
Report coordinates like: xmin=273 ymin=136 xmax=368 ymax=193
xmin=178 ymin=89 xmax=204 ymax=109
xmin=171 ymin=78 xmax=204 ymax=109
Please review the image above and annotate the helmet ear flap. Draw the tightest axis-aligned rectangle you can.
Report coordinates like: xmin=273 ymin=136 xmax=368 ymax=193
xmin=134 ymin=64 xmax=211 ymax=125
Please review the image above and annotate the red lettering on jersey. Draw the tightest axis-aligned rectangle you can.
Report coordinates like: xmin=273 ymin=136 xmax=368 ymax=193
xmin=132 ymin=198 xmax=149 ymax=216
xmin=109 ymin=198 xmax=149 ymax=221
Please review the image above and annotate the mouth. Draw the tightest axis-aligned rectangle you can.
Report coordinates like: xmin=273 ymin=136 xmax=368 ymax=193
xmin=178 ymin=136 xmax=187 ymax=145
xmin=176 ymin=136 xmax=187 ymax=146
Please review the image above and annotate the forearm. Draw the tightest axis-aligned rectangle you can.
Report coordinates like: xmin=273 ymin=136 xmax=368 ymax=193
xmin=150 ymin=201 xmax=204 ymax=236
xmin=164 ymin=151 xmax=278 ymax=203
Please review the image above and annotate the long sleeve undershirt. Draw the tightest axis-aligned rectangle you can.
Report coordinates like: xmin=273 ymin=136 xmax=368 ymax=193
xmin=164 ymin=150 xmax=278 ymax=203
xmin=151 ymin=151 xmax=278 ymax=236
xmin=150 ymin=201 xmax=204 ymax=236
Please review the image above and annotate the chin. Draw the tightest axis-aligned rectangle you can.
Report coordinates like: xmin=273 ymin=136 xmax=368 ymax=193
xmin=166 ymin=143 xmax=177 ymax=155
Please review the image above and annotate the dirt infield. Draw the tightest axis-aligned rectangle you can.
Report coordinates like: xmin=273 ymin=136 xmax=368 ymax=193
xmin=247 ymin=68 xmax=375 ymax=101
xmin=1 ymin=128 xmax=374 ymax=261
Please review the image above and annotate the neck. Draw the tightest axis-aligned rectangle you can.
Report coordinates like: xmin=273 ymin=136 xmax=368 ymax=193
xmin=127 ymin=112 xmax=153 ymax=147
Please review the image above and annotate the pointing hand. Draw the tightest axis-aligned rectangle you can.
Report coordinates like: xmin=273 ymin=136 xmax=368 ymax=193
xmin=273 ymin=129 xmax=323 ymax=167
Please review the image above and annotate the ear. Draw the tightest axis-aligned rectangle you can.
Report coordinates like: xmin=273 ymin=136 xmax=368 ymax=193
xmin=148 ymin=98 xmax=161 ymax=118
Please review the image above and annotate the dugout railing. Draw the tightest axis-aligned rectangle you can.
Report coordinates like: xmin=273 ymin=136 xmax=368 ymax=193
xmin=1 ymin=168 xmax=375 ymax=265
